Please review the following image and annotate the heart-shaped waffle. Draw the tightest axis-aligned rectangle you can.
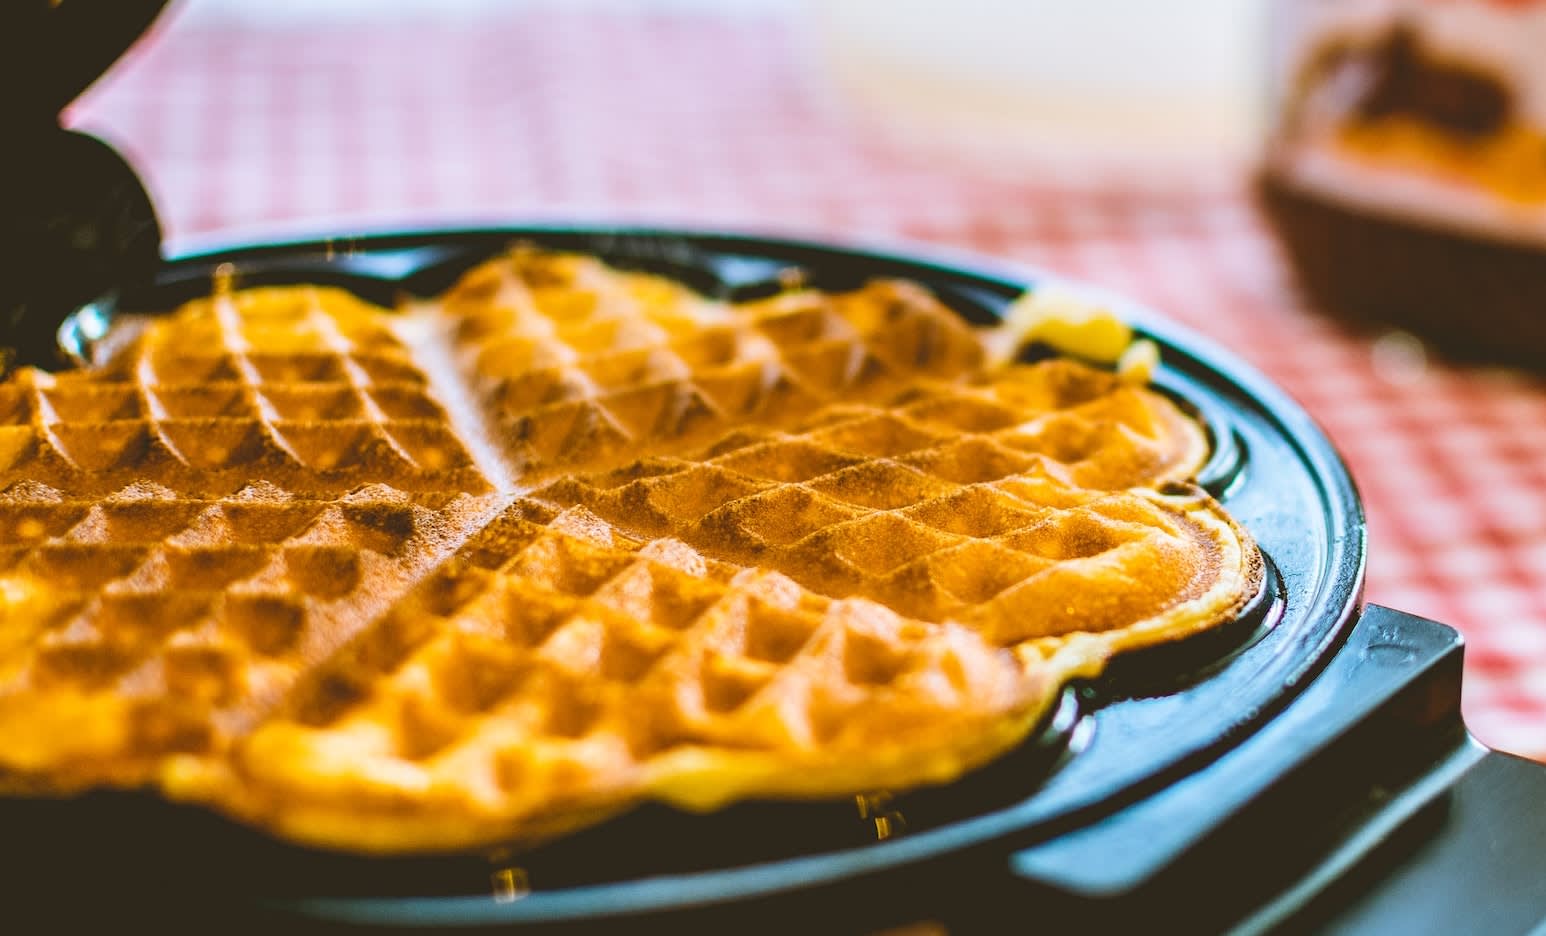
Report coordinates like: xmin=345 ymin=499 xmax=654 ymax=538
xmin=0 ymin=248 xmax=1258 ymax=854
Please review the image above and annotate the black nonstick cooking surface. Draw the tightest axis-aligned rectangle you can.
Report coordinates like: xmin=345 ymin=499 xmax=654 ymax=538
xmin=9 ymin=226 xmax=1369 ymax=933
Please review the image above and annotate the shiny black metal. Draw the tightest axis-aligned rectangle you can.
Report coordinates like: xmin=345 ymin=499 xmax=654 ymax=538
xmin=1 ymin=0 xmax=169 ymax=123
xmin=2 ymin=129 xmax=162 ymax=370
xmin=996 ymin=606 xmax=1546 ymax=936
xmin=1296 ymin=747 xmax=1546 ymax=936
xmin=1003 ymin=605 xmax=1476 ymax=930
xmin=24 ymin=226 xmax=1373 ymax=931
xmin=1 ymin=0 xmax=167 ymax=370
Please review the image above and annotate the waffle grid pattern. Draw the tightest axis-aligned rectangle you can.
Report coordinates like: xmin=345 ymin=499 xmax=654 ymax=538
xmin=0 ymin=250 xmax=1258 ymax=850
xmin=0 ymin=478 xmax=500 ymax=784
xmin=234 ymin=498 xmax=1057 ymax=846
xmin=442 ymin=251 xmax=987 ymax=479
xmin=147 ymin=259 xmax=1247 ymax=851
xmin=213 ymin=460 xmax=1240 ymax=851
xmin=0 ymin=287 xmax=489 ymax=497
xmin=535 ymin=374 xmax=1209 ymax=639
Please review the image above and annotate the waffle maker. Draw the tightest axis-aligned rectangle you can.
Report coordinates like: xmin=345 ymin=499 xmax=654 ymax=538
xmin=5 ymin=6 xmax=1546 ymax=935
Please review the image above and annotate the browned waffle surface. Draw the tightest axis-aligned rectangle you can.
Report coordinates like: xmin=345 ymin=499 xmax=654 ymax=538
xmin=169 ymin=501 xmax=1098 ymax=852
xmin=171 ymin=471 xmax=1253 ymax=853
xmin=0 ymin=286 xmax=495 ymax=497
xmin=435 ymin=249 xmax=992 ymax=479
xmin=533 ymin=362 xmax=1215 ymax=600
xmin=0 ymin=249 xmax=1257 ymax=855
xmin=0 ymin=479 xmax=503 ymax=791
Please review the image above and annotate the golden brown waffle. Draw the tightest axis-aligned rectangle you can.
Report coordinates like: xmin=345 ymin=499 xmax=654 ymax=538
xmin=0 ymin=286 xmax=507 ymax=792
xmin=0 ymin=248 xmax=1258 ymax=855
xmin=0 ymin=480 xmax=500 ymax=792
xmin=535 ymin=382 xmax=1232 ymax=643
xmin=0 ymin=285 xmax=493 ymax=497
xmin=171 ymin=480 xmax=1252 ymax=853
xmin=433 ymin=249 xmax=1205 ymax=484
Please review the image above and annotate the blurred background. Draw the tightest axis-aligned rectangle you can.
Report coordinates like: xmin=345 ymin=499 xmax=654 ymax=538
xmin=63 ymin=0 xmax=1546 ymax=759
xmin=71 ymin=0 xmax=1277 ymax=232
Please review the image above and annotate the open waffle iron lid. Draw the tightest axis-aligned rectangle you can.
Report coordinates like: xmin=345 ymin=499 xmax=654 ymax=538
xmin=1 ymin=0 xmax=168 ymax=374
xmin=6 ymin=225 xmax=1377 ymax=930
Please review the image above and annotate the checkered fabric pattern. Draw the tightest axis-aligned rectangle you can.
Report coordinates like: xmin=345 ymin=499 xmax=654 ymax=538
xmin=66 ymin=4 xmax=1546 ymax=759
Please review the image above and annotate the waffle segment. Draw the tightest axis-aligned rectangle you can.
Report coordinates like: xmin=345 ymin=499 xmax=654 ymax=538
xmin=436 ymin=249 xmax=994 ymax=479
xmin=0 ymin=480 xmax=502 ymax=790
xmin=0 ymin=286 xmax=492 ymax=497
xmin=170 ymin=466 xmax=1252 ymax=852
xmin=172 ymin=502 xmax=1111 ymax=852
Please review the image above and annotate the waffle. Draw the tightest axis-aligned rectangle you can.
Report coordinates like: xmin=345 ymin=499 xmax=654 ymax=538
xmin=0 ymin=480 xmax=500 ymax=792
xmin=433 ymin=249 xmax=1205 ymax=486
xmin=174 ymin=481 xmax=1252 ymax=853
xmin=0 ymin=248 xmax=1260 ymax=855
xmin=0 ymin=285 xmax=507 ymax=793
xmin=0 ymin=285 xmax=494 ymax=497
xmin=534 ymin=388 xmax=1235 ymax=643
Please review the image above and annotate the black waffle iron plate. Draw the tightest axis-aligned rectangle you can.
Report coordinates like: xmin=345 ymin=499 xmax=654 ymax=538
xmin=9 ymin=226 xmax=1546 ymax=935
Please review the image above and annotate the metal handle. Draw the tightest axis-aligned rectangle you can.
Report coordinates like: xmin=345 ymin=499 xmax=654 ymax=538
xmin=991 ymin=605 xmax=1489 ymax=933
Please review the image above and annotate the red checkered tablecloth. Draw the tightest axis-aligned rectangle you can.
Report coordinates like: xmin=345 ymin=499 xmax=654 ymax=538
xmin=66 ymin=4 xmax=1546 ymax=759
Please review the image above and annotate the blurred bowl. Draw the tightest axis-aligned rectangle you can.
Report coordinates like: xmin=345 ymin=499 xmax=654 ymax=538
xmin=1257 ymin=0 xmax=1546 ymax=367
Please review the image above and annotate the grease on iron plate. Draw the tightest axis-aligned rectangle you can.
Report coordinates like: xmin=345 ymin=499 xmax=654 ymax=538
xmin=0 ymin=248 xmax=1259 ymax=855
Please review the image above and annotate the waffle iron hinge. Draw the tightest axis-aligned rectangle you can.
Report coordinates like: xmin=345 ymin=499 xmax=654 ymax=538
xmin=984 ymin=605 xmax=1529 ymax=934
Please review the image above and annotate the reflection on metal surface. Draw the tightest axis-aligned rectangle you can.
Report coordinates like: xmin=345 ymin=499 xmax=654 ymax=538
xmin=490 ymin=866 xmax=531 ymax=904
xmin=213 ymin=262 xmax=238 ymax=297
xmin=873 ymin=813 xmax=907 ymax=840
xmin=776 ymin=266 xmax=807 ymax=292
xmin=856 ymin=791 xmax=908 ymax=841
xmin=57 ymin=299 xmax=114 ymax=368
xmin=322 ymin=238 xmax=363 ymax=261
